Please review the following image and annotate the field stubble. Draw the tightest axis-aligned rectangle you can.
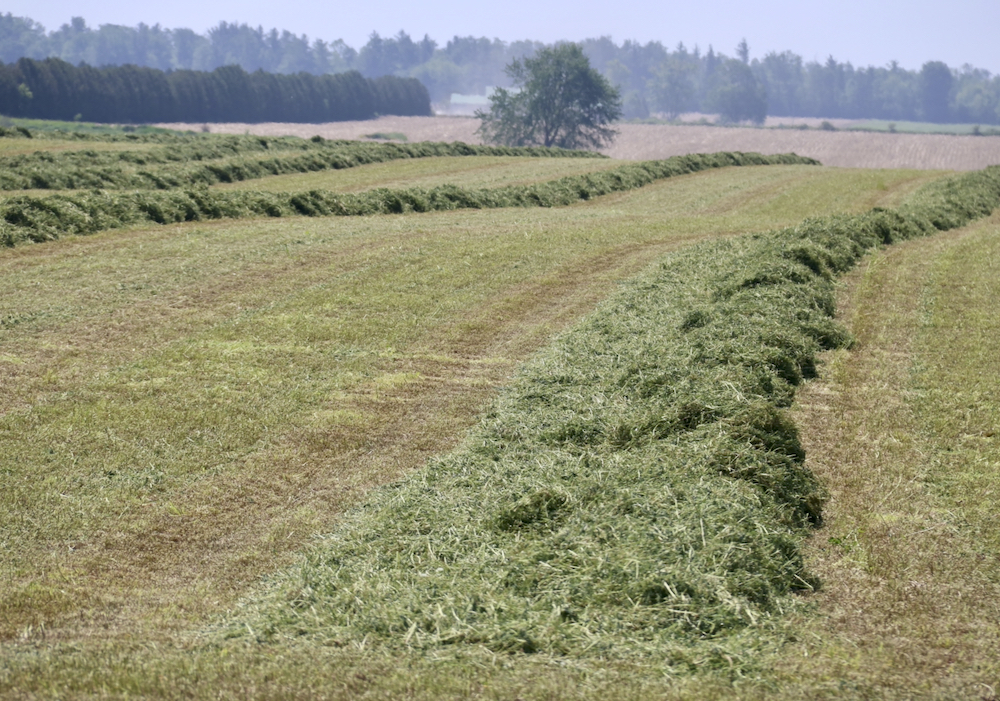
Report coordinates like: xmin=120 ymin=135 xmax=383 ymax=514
xmin=209 ymin=155 xmax=624 ymax=193
xmin=775 ymin=211 xmax=1000 ymax=698
xmin=0 ymin=164 xmax=928 ymax=647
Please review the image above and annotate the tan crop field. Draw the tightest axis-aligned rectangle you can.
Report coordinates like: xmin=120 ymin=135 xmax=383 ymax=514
xmin=2 ymin=126 xmax=999 ymax=699
xmin=159 ymin=115 xmax=1000 ymax=170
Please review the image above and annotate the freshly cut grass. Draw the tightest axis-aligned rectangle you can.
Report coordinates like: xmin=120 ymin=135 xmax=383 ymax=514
xmin=1 ymin=162 xmax=989 ymax=699
xmin=0 ymin=164 xmax=919 ymax=654
xmin=0 ymin=137 xmax=155 ymax=157
xmin=0 ymin=152 xmax=816 ymax=246
xmin=211 ymin=155 xmax=625 ymax=193
xmin=0 ymin=135 xmax=599 ymax=191
xmin=763 ymin=210 xmax=1000 ymax=699
xmin=221 ymin=167 xmax=1000 ymax=662
xmin=0 ymin=117 xmax=184 ymax=137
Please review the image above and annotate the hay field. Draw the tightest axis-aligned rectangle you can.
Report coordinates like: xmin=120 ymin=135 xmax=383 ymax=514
xmin=210 ymin=155 xmax=624 ymax=193
xmin=4 ymin=126 xmax=999 ymax=698
xmin=157 ymin=115 xmax=1000 ymax=170
xmin=0 ymin=141 xmax=947 ymax=698
xmin=771 ymin=210 xmax=1000 ymax=698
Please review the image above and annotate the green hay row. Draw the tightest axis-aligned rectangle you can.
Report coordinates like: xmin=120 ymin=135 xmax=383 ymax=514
xmin=0 ymin=134 xmax=602 ymax=191
xmin=220 ymin=165 xmax=1000 ymax=664
xmin=0 ymin=152 xmax=816 ymax=247
xmin=0 ymin=125 xmax=33 ymax=139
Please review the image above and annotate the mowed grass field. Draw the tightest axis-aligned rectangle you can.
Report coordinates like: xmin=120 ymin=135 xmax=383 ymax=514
xmin=774 ymin=210 xmax=1000 ymax=699
xmin=2 ymin=130 xmax=999 ymax=698
xmin=210 ymin=155 xmax=625 ymax=193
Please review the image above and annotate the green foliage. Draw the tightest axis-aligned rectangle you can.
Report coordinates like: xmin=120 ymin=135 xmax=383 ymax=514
xmin=0 ymin=57 xmax=430 ymax=123
xmin=920 ymin=60 xmax=954 ymax=123
xmin=0 ymin=116 xmax=182 ymax=135
xmin=0 ymin=14 xmax=354 ymax=75
xmin=0 ymin=124 xmax=31 ymax=138
xmin=224 ymin=164 xmax=1000 ymax=660
xmin=707 ymin=60 xmax=767 ymax=125
xmin=648 ymin=56 xmax=695 ymax=119
xmin=0 ymin=151 xmax=816 ymax=246
xmin=477 ymin=44 xmax=623 ymax=150
xmin=4 ymin=11 xmax=1000 ymax=124
xmin=358 ymin=30 xmax=436 ymax=77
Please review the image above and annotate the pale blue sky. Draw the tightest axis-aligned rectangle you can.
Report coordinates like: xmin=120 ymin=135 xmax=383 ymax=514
xmin=5 ymin=0 xmax=999 ymax=74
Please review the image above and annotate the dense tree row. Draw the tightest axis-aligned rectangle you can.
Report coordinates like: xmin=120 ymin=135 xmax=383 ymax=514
xmin=751 ymin=53 xmax=996 ymax=124
xmin=579 ymin=38 xmax=1000 ymax=124
xmin=0 ymin=15 xmax=356 ymax=75
xmin=2 ymin=12 xmax=999 ymax=124
xmin=0 ymin=57 xmax=430 ymax=123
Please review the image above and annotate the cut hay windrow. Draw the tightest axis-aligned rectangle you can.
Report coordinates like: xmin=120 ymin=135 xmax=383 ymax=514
xmin=221 ymin=166 xmax=1000 ymax=662
xmin=0 ymin=152 xmax=816 ymax=247
xmin=0 ymin=133 xmax=602 ymax=191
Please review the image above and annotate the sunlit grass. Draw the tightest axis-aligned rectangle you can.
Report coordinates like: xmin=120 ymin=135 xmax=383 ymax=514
xmin=210 ymin=155 xmax=625 ymax=193
xmin=3 ymin=157 xmax=992 ymax=699
xmin=769 ymin=210 xmax=1000 ymax=698
xmin=1 ymin=165 xmax=918 ymax=631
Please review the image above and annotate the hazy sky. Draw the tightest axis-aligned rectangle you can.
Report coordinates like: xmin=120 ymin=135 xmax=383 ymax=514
xmin=5 ymin=0 xmax=999 ymax=74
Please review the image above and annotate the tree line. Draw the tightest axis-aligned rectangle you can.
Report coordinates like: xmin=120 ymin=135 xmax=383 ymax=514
xmin=0 ymin=57 xmax=430 ymax=123
xmin=2 ymin=12 xmax=999 ymax=124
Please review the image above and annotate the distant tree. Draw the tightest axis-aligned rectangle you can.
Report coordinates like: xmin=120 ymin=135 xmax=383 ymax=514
xmin=169 ymin=27 xmax=210 ymax=69
xmin=0 ymin=13 xmax=49 ymax=63
xmin=920 ymin=60 xmax=953 ymax=123
xmin=358 ymin=31 xmax=435 ymax=77
xmin=707 ymin=59 xmax=767 ymax=124
xmin=3 ymin=12 xmax=1000 ymax=126
xmin=408 ymin=53 xmax=463 ymax=102
xmin=952 ymin=66 xmax=1000 ymax=124
xmin=755 ymin=50 xmax=803 ymax=116
xmin=736 ymin=38 xmax=749 ymax=65
xmin=476 ymin=43 xmax=622 ymax=150
xmin=705 ymin=45 xmax=718 ymax=76
xmin=441 ymin=36 xmax=521 ymax=95
xmin=649 ymin=55 xmax=695 ymax=118
xmin=605 ymin=58 xmax=648 ymax=118
xmin=0 ymin=56 xmax=429 ymax=122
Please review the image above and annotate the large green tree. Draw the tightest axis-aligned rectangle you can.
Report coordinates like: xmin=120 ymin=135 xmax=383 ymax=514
xmin=476 ymin=43 xmax=622 ymax=150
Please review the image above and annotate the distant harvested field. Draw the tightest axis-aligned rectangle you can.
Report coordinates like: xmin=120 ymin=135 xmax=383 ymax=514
xmin=157 ymin=116 xmax=1000 ymax=170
